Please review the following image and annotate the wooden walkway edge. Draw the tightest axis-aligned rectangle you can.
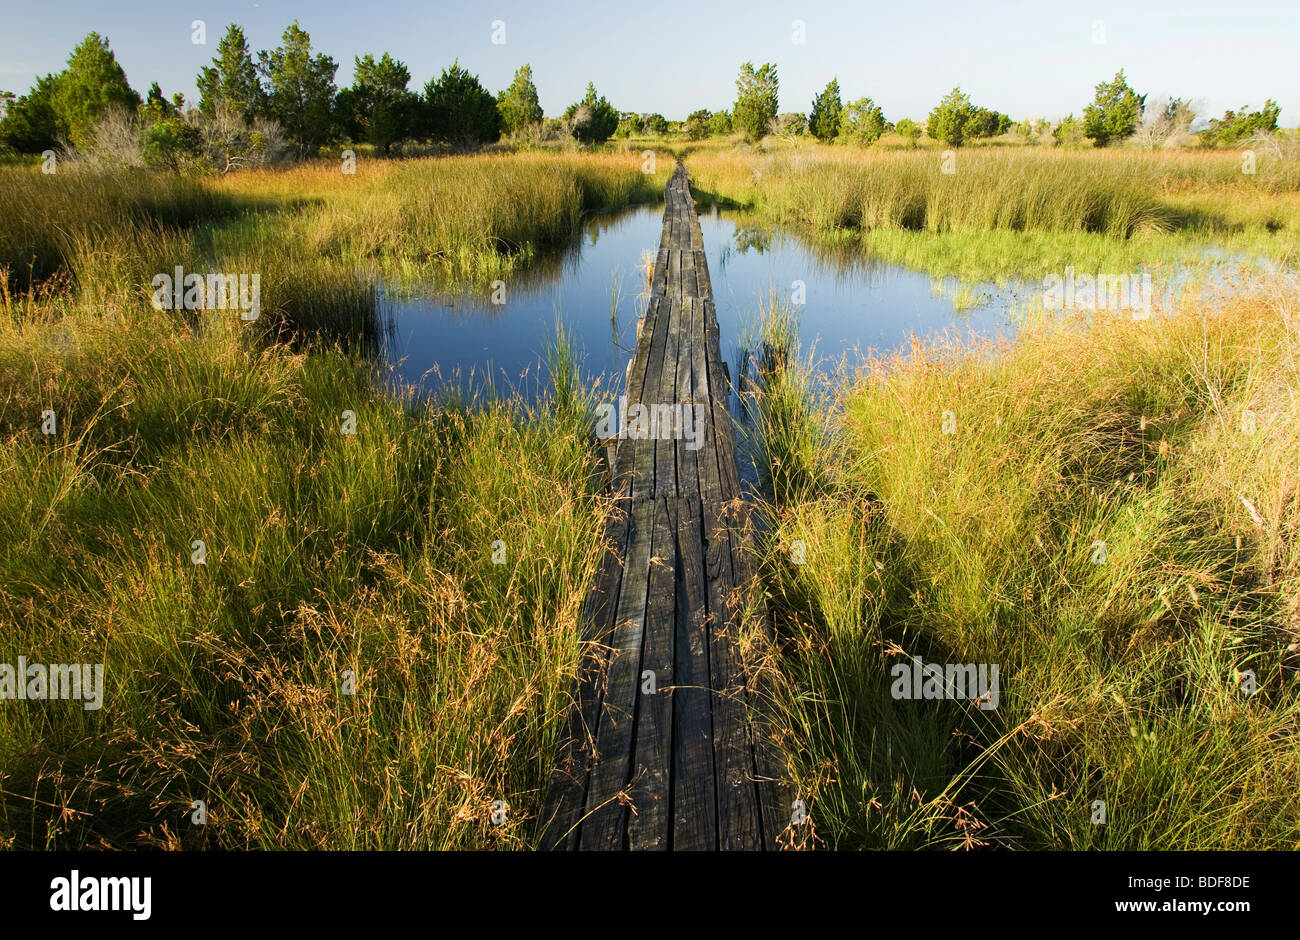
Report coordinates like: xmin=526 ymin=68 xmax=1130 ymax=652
xmin=540 ymin=164 xmax=794 ymax=850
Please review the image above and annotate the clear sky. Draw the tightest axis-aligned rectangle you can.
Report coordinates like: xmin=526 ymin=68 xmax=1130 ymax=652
xmin=1 ymin=0 xmax=1296 ymax=124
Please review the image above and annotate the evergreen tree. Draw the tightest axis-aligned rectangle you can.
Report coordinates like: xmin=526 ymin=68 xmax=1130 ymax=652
xmin=0 ymin=74 xmax=63 ymax=152
xmin=927 ymin=86 xmax=975 ymax=146
xmin=497 ymin=64 xmax=543 ymax=135
xmin=808 ymin=78 xmax=843 ymax=141
xmin=53 ymin=33 xmax=140 ymax=149
xmin=564 ymin=82 xmax=617 ymax=144
xmin=733 ymin=62 xmax=779 ymax=140
xmin=337 ymin=53 xmax=415 ymax=152
xmin=424 ymin=61 xmax=501 ymax=146
xmin=258 ymin=22 xmax=338 ymax=156
xmin=1082 ymin=69 xmax=1145 ymax=146
xmin=197 ymin=24 xmax=263 ymax=121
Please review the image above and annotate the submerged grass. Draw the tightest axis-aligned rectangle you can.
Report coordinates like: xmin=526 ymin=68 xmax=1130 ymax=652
xmin=745 ymin=277 xmax=1300 ymax=848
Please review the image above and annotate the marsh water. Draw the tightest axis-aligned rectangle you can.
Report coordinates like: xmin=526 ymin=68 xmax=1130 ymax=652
xmin=378 ymin=204 xmax=1026 ymax=397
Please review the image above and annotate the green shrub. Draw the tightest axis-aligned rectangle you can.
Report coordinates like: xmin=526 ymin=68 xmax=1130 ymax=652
xmin=842 ymin=97 xmax=886 ymax=145
xmin=1083 ymin=70 xmax=1145 ymax=147
xmin=564 ymin=82 xmax=618 ymax=145
xmin=1199 ymin=101 xmax=1281 ymax=146
xmin=683 ymin=109 xmax=712 ymax=140
xmin=927 ymin=87 xmax=974 ymax=146
xmin=1055 ymin=114 xmax=1085 ymax=147
xmin=894 ymin=117 xmax=922 ymax=146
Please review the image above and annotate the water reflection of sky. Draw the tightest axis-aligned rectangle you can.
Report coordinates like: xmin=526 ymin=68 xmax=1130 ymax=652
xmin=379 ymin=203 xmax=1272 ymax=398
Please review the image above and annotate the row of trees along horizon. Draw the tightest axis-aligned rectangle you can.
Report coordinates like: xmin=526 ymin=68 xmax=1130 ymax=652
xmin=0 ymin=23 xmax=1285 ymax=173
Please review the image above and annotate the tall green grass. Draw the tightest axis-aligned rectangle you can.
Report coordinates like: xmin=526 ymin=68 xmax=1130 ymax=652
xmin=0 ymin=169 xmax=260 ymax=293
xmin=687 ymin=147 xmax=1300 ymax=280
xmin=0 ymin=151 xmax=670 ymax=342
xmin=736 ymin=292 xmax=828 ymax=505
xmin=746 ymin=277 xmax=1300 ymax=848
xmin=0 ymin=290 xmax=614 ymax=849
xmin=0 ymin=149 xmax=668 ymax=849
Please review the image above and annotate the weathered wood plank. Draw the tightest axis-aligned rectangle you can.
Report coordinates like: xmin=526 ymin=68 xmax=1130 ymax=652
xmin=627 ymin=497 xmax=677 ymax=849
xmin=652 ymin=297 xmax=680 ymax=500
xmin=702 ymin=501 xmax=764 ymax=851
xmin=693 ymin=250 xmax=713 ymax=301
xmin=675 ymin=298 xmax=702 ymax=502
xmin=672 ymin=496 xmax=718 ymax=849
xmin=539 ymin=506 xmax=632 ymax=849
xmin=688 ymin=299 xmax=723 ymax=504
xmin=687 ymin=183 xmax=704 ymax=250
xmin=615 ymin=295 xmax=657 ymax=484
xmin=651 ymin=248 xmax=669 ymax=296
xmin=631 ymin=294 xmax=672 ymax=500
xmin=702 ymin=299 xmax=742 ymax=498
xmin=579 ymin=499 xmax=657 ymax=849
xmin=681 ymin=247 xmax=699 ymax=315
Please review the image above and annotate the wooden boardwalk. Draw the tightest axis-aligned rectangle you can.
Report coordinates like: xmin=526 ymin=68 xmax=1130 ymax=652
xmin=541 ymin=164 xmax=793 ymax=850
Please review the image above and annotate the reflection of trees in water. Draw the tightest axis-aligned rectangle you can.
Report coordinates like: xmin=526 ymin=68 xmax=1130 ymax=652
xmin=709 ymin=209 xmax=898 ymax=285
xmin=378 ymin=205 xmax=659 ymax=325
xmin=732 ymin=225 xmax=772 ymax=254
xmin=376 ymin=205 xmax=662 ymax=399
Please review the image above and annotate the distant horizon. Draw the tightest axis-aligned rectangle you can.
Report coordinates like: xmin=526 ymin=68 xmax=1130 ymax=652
xmin=1 ymin=0 xmax=1296 ymax=126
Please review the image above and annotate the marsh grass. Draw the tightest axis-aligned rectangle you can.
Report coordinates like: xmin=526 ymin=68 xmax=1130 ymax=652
xmin=687 ymin=146 xmax=1300 ymax=280
xmin=746 ymin=276 xmax=1300 ymax=848
xmin=0 ymin=286 xmax=615 ymax=849
xmin=0 ymin=149 xmax=670 ymax=849
xmin=1 ymin=151 xmax=670 ymax=344
xmin=0 ymin=169 xmax=262 ymax=294
xmin=736 ymin=293 xmax=831 ymax=505
xmin=6 ymin=142 xmax=1299 ymax=851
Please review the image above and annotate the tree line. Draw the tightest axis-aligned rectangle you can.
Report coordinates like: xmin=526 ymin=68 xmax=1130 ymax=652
xmin=730 ymin=62 xmax=1281 ymax=149
xmin=1 ymin=29 xmax=1284 ymax=170
xmin=0 ymin=23 xmax=628 ymax=169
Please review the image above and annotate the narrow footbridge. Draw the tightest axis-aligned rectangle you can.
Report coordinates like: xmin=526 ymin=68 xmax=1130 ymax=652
xmin=541 ymin=164 xmax=794 ymax=850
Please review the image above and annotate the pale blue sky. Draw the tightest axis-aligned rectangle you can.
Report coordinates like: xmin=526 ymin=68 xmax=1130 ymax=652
xmin=1 ymin=0 xmax=1295 ymax=124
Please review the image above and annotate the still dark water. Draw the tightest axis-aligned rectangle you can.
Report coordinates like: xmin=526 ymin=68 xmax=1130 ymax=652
xmin=379 ymin=204 xmax=1020 ymax=396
